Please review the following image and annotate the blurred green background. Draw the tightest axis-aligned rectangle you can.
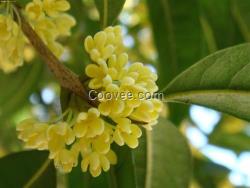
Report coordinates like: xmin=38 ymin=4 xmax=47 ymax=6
xmin=1 ymin=0 xmax=250 ymax=187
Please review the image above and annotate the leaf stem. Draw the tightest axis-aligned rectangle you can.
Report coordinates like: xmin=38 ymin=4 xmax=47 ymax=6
xmin=199 ymin=16 xmax=217 ymax=53
xmin=108 ymin=167 xmax=118 ymax=188
xmin=103 ymin=0 xmax=108 ymax=28
xmin=23 ymin=159 xmax=51 ymax=188
xmin=161 ymin=0 xmax=177 ymax=74
xmin=145 ymin=131 xmax=152 ymax=188
xmin=232 ymin=1 xmax=250 ymax=42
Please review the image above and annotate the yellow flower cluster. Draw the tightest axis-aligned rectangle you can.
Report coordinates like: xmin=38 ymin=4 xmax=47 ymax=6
xmin=17 ymin=108 xmax=117 ymax=177
xmin=0 ymin=0 xmax=75 ymax=73
xmin=82 ymin=26 xmax=162 ymax=173
xmin=0 ymin=15 xmax=25 ymax=73
xmin=84 ymin=26 xmax=162 ymax=129
xmin=17 ymin=26 xmax=162 ymax=177
xmin=25 ymin=0 xmax=76 ymax=57
xmin=84 ymin=26 xmax=124 ymax=64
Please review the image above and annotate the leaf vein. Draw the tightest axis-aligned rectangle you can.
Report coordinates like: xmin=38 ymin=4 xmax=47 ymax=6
xmin=228 ymin=61 xmax=250 ymax=87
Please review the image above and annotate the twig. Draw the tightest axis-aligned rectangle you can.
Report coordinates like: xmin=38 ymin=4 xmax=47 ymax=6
xmin=13 ymin=4 xmax=94 ymax=105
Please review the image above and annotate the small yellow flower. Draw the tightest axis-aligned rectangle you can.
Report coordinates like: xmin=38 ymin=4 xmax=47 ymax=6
xmin=43 ymin=0 xmax=70 ymax=17
xmin=107 ymin=53 xmax=128 ymax=81
xmin=54 ymin=148 xmax=78 ymax=173
xmin=25 ymin=0 xmax=44 ymax=20
xmin=32 ymin=16 xmax=68 ymax=57
xmin=0 ymin=15 xmax=13 ymax=41
xmin=81 ymin=150 xmax=117 ymax=177
xmin=26 ymin=0 xmax=75 ymax=58
xmin=130 ymin=99 xmax=163 ymax=130
xmin=119 ymin=76 xmax=147 ymax=108
xmin=16 ymin=118 xmax=49 ymax=150
xmin=85 ymin=61 xmax=111 ymax=89
xmin=47 ymin=122 xmax=75 ymax=158
xmin=98 ymin=84 xmax=125 ymax=117
xmin=91 ymin=126 xmax=113 ymax=154
xmin=85 ymin=53 xmax=129 ymax=90
xmin=74 ymin=108 xmax=105 ymax=138
xmin=33 ymin=17 xmax=58 ymax=43
xmin=78 ymin=126 xmax=113 ymax=155
xmin=104 ymin=26 xmax=124 ymax=54
xmin=53 ymin=13 xmax=76 ymax=36
xmin=84 ymin=26 xmax=124 ymax=63
xmin=0 ymin=39 xmax=24 ymax=73
xmin=0 ymin=15 xmax=25 ymax=73
xmin=84 ymin=34 xmax=114 ymax=64
xmin=127 ymin=63 xmax=158 ymax=93
xmin=113 ymin=118 xmax=142 ymax=148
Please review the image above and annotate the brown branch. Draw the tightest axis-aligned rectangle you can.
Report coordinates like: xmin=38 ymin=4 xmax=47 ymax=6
xmin=13 ymin=4 xmax=94 ymax=105
xmin=13 ymin=4 xmax=147 ymax=125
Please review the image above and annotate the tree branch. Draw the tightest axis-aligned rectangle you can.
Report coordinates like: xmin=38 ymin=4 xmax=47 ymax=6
xmin=13 ymin=4 xmax=94 ymax=105
xmin=13 ymin=4 xmax=148 ymax=125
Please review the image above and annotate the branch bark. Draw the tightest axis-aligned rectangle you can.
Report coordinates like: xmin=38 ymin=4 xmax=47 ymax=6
xmin=14 ymin=5 xmax=93 ymax=105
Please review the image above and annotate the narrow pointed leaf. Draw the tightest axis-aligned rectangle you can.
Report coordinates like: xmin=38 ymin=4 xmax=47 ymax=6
xmin=164 ymin=43 xmax=250 ymax=121
xmin=146 ymin=0 xmax=203 ymax=88
xmin=68 ymin=166 xmax=109 ymax=188
xmin=134 ymin=118 xmax=192 ymax=188
xmin=146 ymin=0 xmax=203 ymax=124
xmin=0 ymin=151 xmax=56 ymax=188
xmin=113 ymin=145 xmax=137 ymax=188
xmin=94 ymin=0 xmax=126 ymax=27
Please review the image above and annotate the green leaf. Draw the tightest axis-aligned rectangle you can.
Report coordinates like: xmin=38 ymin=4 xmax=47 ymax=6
xmin=68 ymin=164 xmax=110 ymax=188
xmin=164 ymin=43 xmax=250 ymax=121
xmin=94 ymin=0 xmax=126 ymax=28
xmin=146 ymin=0 xmax=203 ymax=88
xmin=146 ymin=0 xmax=246 ymax=124
xmin=134 ymin=118 xmax=192 ymax=188
xmin=232 ymin=0 xmax=250 ymax=42
xmin=113 ymin=145 xmax=137 ymax=188
xmin=18 ymin=0 xmax=31 ymax=6
xmin=199 ymin=0 xmax=242 ymax=49
xmin=0 ymin=61 xmax=43 ymax=122
xmin=193 ymin=157 xmax=229 ymax=188
xmin=211 ymin=131 xmax=250 ymax=153
xmin=68 ymin=166 xmax=91 ymax=188
xmin=0 ymin=150 xmax=56 ymax=188
xmin=199 ymin=15 xmax=217 ymax=53
xmin=146 ymin=0 xmax=204 ymax=124
xmin=209 ymin=116 xmax=250 ymax=153
xmin=133 ymin=129 xmax=147 ymax=188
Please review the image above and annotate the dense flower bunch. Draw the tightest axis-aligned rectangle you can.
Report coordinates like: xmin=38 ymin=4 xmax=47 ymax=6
xmin=0 ymin=15 xmax=25 ymax=73
xmin=0 ymin=0 xmax=75 ymax=73
xmin=17 ymin=26 xmax=163 ymax=177
xmin=84 ymin=26 xmax=162 ymax=130
xmin=17 ymin=109 xmax=118 ymax=177
xmin=25 ymin=0 xmax=76 ymax=57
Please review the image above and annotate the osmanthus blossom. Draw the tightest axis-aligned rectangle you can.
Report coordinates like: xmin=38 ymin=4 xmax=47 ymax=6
xmin=0 ymin=0 xmax=75 ymax=73
xmin=16 ymin=2 xmax=163 ymax=177
xmin=25 ymin=0 xmax=76 ymax=57
xmin=0 ymin=15 xmax=25 ymax=73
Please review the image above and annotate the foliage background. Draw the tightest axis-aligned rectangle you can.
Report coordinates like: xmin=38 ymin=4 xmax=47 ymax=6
xmin=1 ymin=0 xmax=250 ymax=187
